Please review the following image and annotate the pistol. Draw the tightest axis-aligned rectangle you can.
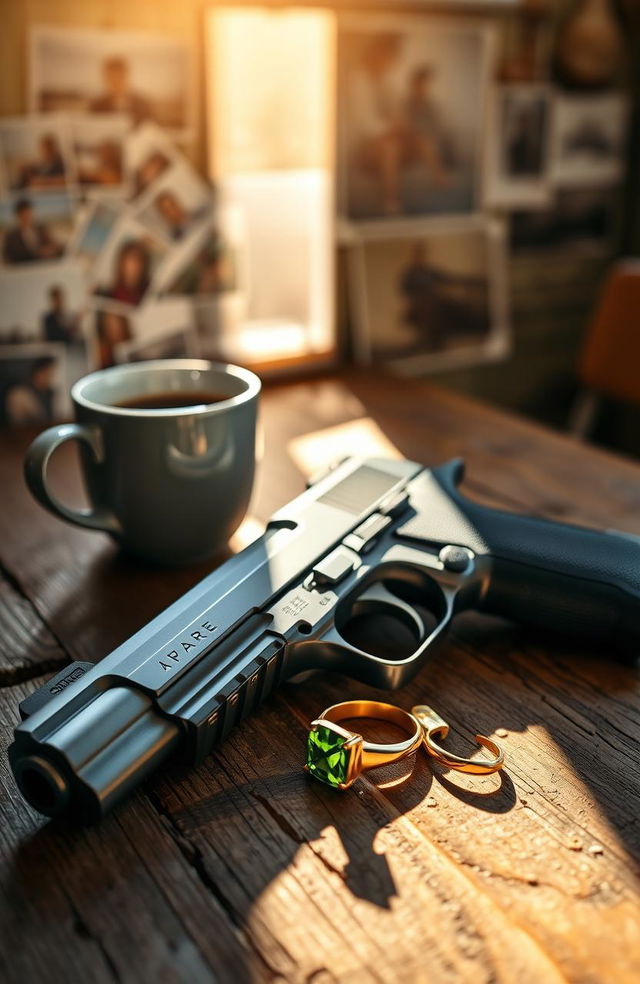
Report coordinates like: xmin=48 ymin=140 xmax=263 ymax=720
xmin=9 ymin=457 xmax=640 ymax=822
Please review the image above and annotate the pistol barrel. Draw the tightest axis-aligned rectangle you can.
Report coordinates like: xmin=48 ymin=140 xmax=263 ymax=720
xmin=10 ymin=686 xmax=181 ymax=822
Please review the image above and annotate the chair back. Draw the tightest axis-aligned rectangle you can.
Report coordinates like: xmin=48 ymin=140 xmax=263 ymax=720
xmin=579 ymin=260 xmax=640 ymax=405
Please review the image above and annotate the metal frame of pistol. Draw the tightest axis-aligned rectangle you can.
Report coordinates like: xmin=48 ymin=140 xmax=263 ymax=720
xmin=9 ymin=456 xmax=640 ymax=822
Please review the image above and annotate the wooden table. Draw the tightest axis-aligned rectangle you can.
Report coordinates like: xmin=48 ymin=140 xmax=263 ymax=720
xmin=1 ymin=372 xmax=639 ymax=984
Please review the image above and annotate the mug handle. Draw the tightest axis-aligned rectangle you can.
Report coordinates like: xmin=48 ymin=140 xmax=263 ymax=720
xmin=24 ymin=423 xmax=121 ymax=534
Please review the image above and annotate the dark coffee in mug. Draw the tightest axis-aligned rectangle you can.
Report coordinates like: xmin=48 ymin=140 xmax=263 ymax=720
xmin=23 ymin=360 xmax=261 ymax=565
xmin=114 ymin=391 xmax=228 ymax=410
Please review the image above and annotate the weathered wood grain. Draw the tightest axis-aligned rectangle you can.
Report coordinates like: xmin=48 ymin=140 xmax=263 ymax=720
xmin=0 ymin=571 xmax=67 ymax=685
xmin=151 ymin=697 xmax=567 ymax=984
xmin=287 ymin=641 xmax=640 ymax=983
xmin=0 ymin=373 xmax=639 ymax=984
xmin=0 ymin=678 xmax=260 ymax=984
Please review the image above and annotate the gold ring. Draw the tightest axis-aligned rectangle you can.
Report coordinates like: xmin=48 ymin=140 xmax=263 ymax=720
xmin=306 ymin=700 xmax=422 ymax=790
xmin=412 ymin=705 xmax=505 ymax=775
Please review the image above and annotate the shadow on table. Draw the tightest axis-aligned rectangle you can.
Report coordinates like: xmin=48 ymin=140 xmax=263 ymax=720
xmin=440 ymin=618 xmax=640 ymax=860
xmin=159 ymin=734 xmax=441 ymax=912
xmin=142 ymin=693 xmax=519 ymax=915
xmin=5 ymin=614 xmax=635 ymax=980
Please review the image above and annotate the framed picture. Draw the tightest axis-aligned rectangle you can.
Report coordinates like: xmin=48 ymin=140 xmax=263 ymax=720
xmin=485 ymin=84 xmax=552 ymax=209
xmin=550 ymin=93 xmax=629 ymax=188
xmin=511 ymin=188 xmax=617 ymax=253
xmin=0 ymin=342 xmax=68 ymax=425
xmin=350 ymin=218 xmax=510 ymax=374
xmin=0 ymin=115 xmax=74 ymax=194
xmin=338 ymin=15 xmax=495 ymax=223
xmin=0 ymin=193 xmax=75 ymax=266
xmin=135 ymin=159 xmax=213 ymax=243
xmin=69 ymin=115 xmax=129 ymax=195
xmin=90 ymin=214 xmax=169 ymax=308
xmin=30 ymin=25 xmax=193 ymax=140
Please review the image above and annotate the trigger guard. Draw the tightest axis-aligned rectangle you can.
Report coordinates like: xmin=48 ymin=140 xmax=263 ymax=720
xmin=356 ymin=582 xmax=425 ymax=638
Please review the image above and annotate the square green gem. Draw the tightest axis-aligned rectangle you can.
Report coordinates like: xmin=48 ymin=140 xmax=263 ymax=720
xmin=306 ymin=724 xmax=349 ymax=787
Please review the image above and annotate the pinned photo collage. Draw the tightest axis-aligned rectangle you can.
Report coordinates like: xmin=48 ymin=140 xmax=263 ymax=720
xmin=0 ymin=25 xmax=247 ymax=426
xmin=340 ymin=11 xmax=630 ymax=374
xmin=0 ymin=125 xmax=245 ymax=422
xmin=485 ymin=88 xmax=628 ymax=255
xmin=340 ymin=14 xmax=508 ymax=374
xmin=72 ymin=124 xmax=245 ymax=372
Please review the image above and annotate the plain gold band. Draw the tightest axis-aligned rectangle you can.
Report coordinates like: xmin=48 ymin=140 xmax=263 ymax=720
xmin=425 ymin=734 xmax=505 ymax=774
xmin=412 ymin=704 xmax=505 ymax=775
xmin=320 ymin=700 xmax=423 ymax=770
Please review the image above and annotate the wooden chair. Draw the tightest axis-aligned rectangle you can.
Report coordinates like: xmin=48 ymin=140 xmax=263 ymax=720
xmin=569 ymin=259 xmax=640 ymax=437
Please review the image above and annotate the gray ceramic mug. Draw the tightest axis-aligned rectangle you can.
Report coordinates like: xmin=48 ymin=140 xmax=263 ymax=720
xmin=24 ymin=359 xmax=261 ymax=565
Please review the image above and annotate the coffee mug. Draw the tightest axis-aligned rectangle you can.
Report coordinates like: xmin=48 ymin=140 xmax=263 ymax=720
xmin=24 ymin=359 xmax=261 ymax=565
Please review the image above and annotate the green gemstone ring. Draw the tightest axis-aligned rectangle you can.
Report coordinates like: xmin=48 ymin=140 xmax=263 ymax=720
xmin=305 ymin=700 xmax=423 ymax=790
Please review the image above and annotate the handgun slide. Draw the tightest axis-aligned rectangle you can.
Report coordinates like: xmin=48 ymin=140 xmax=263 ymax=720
xmin=9 ymin=457 xmax=640 ymax=822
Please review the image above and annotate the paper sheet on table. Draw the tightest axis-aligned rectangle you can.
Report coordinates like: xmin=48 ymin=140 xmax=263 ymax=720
xmin=287 ymin=417 xmax=402 ymax=480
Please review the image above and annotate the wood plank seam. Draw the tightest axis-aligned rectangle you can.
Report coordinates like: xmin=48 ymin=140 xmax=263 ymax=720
xmin=145 ymin=787 xmax=286 ymax=980
xmin=178 ymin=746 xmax=398 ymax=974
xmin=60 ymin=888 xmax=121 ymax=983
xmin=1 ymin=680 xmax=260 ymax=984
xmin=0 ymin=564 xmax=70 ymax=687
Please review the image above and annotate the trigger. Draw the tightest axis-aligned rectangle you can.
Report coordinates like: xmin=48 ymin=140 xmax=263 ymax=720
xmin=357 ymin=583 xmax=425 ymax=638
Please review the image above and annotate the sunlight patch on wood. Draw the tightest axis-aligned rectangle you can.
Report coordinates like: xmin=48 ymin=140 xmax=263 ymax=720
xmin=287 ymin=416 xmax=402 ymax=480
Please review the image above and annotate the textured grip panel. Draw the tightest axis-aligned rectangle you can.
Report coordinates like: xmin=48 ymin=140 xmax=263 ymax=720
xmin=399 ymin=460 xmax=640 ymax=651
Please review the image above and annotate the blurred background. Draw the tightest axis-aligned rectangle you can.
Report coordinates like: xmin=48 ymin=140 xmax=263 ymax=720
xmin=0 ymin=0 xmax=639 ymax=455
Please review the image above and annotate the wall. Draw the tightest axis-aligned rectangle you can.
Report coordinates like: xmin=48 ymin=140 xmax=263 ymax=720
xmin=1 ymin=0 xmax=635 ymax=451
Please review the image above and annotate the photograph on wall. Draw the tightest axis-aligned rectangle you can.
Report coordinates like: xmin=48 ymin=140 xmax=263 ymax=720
xmin=1 ymin=193 xmax=75 ymax=265
xmin=0 ymin=115 xmax=74 ymax=194
xmin=350 ymin=218 xmax=509 ymax=373
xmin=116 ymin=298 xmax=196 ymax=364
xmin=86 ymin=297 xmax=195 ymax=369
xmin=0 ymin=260 xmax=86 ymax=345
xmin=135 ymin=160 xmax=213 ymax=242
xmin=550 ymin=93 xmax=628 ymax=188
xmin=68 ymin=200 xmax=120 ymax=270
xmin=511 ymin=188 xmax=616 ymax=253
xmin=155 ymin=210 xmax=242 ymax=302
xmin=85 ymin=304 xmax=134 ymax=369
xmin=485 ymin=84 xmax=552 ymax=209
xmin=115 ymin=325 xmax=197 ymax=362
xmin=70 ymin=115 xmax=129 ymax=194
xmin=125 ymin=122 xmax=177 ymax=200
xmin=90 ymin=214 xmax=168 ymax=308
xmin=338 ymin=16 xmax=494 ymax=222
xmin=0 ymin=343 xmax=67 ymax=426
xmin=30 ymin=26 xmax=192 ymax=138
